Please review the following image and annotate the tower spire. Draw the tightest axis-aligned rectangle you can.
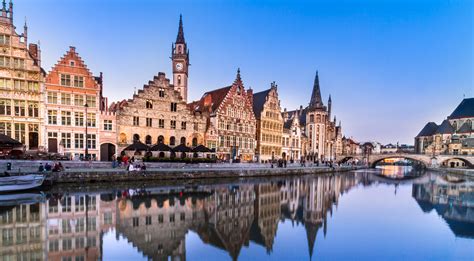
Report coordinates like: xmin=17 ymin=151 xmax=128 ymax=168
xmin=309 ymin=71 xmax=323 ymax=109
xmin=176 ymin=14 xmax=185 ymax=44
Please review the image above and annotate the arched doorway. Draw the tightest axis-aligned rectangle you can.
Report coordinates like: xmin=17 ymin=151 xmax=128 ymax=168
xmin=145 ymin=135 xmax=152 ymax=145
xmin=133 ymin=134 xmax=140 ymax=143
xmin=192 ymin=137 xmax=198 ymax=147
xmin=170 ymin=136 xmax=176 ymax=146
xmin=100 ymin=143 xmax=116 ymax=161
xmin=180 ymin=137 xmax=186 ymax=145
xmin=157 ymin=135 xmax=164 ymax=144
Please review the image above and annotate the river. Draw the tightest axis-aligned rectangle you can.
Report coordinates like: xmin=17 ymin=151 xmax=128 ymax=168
xmin=1 ymin=167 xmax=473 ymax=260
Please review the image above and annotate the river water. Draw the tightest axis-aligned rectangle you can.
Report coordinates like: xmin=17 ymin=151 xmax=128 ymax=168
xmin=1 ymin=167 xmax=473 ymax=260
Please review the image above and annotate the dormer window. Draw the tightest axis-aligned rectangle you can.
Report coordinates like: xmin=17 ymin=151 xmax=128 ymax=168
xmin=146 ymin=100 xmax=153 ymax=109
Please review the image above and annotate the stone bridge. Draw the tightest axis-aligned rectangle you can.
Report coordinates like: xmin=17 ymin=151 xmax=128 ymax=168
xmin=335 ymin=153 xmax=474 ymax=168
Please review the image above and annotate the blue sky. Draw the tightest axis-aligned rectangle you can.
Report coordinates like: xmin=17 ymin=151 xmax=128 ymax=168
xmin=17 ymin=0 xmax=473 ymax=144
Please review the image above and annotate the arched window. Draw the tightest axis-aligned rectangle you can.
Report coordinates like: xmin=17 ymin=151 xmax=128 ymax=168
xmin=192 ymin=137 xmax=198 ymax=147
xmin=133 ymin=134 xmax=140 ymax=143
xmin=178 ymin=75 xmax=181 ymax=85
xmin=158 ymin=135 xmax=164 ymax=144
xmin=119 ymin=133 xmax=127 ymax=143
xmin=146 ymin=100 xmax=153 ymax=109
xmin=178 ymin=45 xmax=182 ymax=54
xmin=145 ymin=135 xmax=152 ymax=145
xmin=158 ymin=152 xmax=165 ymax=158
xmin=170 ymin=136 xmax=176 ymax=146
xmin=180 ymin=137 xmax=186 ymax=145
xmin=310 ymin=115 xmax=314 ymax=123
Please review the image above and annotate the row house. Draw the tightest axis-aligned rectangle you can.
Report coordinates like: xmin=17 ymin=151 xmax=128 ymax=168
xmin=44 ymin=47 xmax=115 ymax=160
xmin=190 ymin=69 xmax=257 ymax=162
xmin=111 ymin=72 xmax=207 ymax=152
xmin=281 ymin=110 xmax=303 ymax=161
xmin=0 ymin=2 xmax=43 ymax=150
xmin=252 ymin=82 xmax=284 ymax=162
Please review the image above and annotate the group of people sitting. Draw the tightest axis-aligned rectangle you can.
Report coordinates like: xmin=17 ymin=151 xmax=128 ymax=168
xmin=112 ymin=155 xmax=146 ymax=172
xmin=38 ymin=162 xmax=64 ymax=172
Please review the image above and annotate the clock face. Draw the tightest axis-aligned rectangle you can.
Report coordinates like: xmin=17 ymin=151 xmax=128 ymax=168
xmin=176 ymin=63 xmax=183 ymax=71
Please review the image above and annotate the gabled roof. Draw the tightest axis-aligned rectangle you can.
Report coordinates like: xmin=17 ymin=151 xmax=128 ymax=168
xmin=448 ymin=98 xmax=474 ymax=119
xmin=192 ymin=86 xmax=232 ymax=113
xmin=436 ymin=120 xmax=455 ymax=134
xmin=252 ymin=89 xmax=271 ymax=118
xmin=457 ymin=122 xmax=472 ymax=133
xmin=285 ymin=108 xmax=307 ymax=126
xmin=416 ymin=122 xmax=438 ymax=137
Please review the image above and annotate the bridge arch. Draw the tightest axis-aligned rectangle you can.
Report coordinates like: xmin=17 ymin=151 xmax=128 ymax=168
xmin=440 ymin=157 xmax=473 ymax=168
xmin=369 ymin=155 xmax=429 ymax=169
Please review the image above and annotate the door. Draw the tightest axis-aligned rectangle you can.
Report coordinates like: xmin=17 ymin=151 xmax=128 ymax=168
xmin=100 ymin=143 xmax=116 ymax=161
xmin=48 ymin=138 xmax=58 ymax=153
xmin=29 ymin=132 xmax=39 ymax=149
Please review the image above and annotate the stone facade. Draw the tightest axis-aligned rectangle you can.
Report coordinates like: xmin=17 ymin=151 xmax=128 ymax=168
xmin=281 ymin=110 xmax=303 ymax=161
xmin=252 ymin=82 xmax=283 ymax=162
xmin=415 ymin=98 xmax=474 ymax=156
xmin=44 ymin=47 xmax=111 ymax=160
xmin=111 ymin=72 xmax=207 ymax=151
xmin=0 ymin=3 xmax=43 ymax=150
xmin=191 ymin=70 xmax=257 ymax=162
xmin=283 ymin=72 xmax=341 ymax=162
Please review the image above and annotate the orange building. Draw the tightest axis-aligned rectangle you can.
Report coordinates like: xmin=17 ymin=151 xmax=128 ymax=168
xmin=44 ymin=47 xmax=115 ymax=160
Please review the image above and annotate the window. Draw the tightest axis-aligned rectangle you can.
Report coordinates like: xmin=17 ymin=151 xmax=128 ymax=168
xmin=104 ymin=120 xmax=112 ymax=131
xmin=12 ymin=58 xmax=25 ymax=69
xmin=146 ymin=100 xmax=153 ymax=109
xmin=75 ymin=133 xmax=84 ymax=149
xmin=70 ymin=61 xmax=75 ymax=66
xmin=181 ymin=121 xmax=186 ymax=130
xmin=61 ymin=133 xmax=71 ymax=148
xmin=194 ymin=122 xmax=199 ymax=131
xmin=0 ymin=99 xmax=11 ymax=115
xmin=0 ymin=56 xmax=10 ymax=67
xmin=75 ymin=112 xmax=84 ymax=126
xmin=159 ymin=89 xmax=165 ymax=97
xmin=145 ymin=135 xmax=152 ymax=145
xmin=0 ymin=122 xmax=12 ymax=136
xmin=47 ymin=110 xmax=57 ymax=125
xmin=87 ymin=113 xmax=96 ymax=127
xmin=158 ymin=119 xmax=165 ymax=128
xmin=87 ymin=134 xmax=96 ymax=149
xmin=133 ymin=217 xmax=139 ymax=227
xmin=133 ymin=116 xmax=139 ymax=126
xmin=0 ymin=78 xmax=10 ymax=89
xmin=27 ymin=81 xmax=39 ymax=92
xmin=170 ymin=136 xmax=176 ymax=146
xmin=61 ymin=111 xmax=72 ymax=126
xmin=158 ymin=215 xmax=164 ymax=223
xmin=60 ymin=74 xmax=71 ymax=86
xmin=0 ymin=34 xmax=10 ymax=45
xmin=170 ymin=120 xmax=176 ymax=129
xmin=310 ymin=115 xmax=314 ymax=123
xmin=13 ymin=80 xmax=26 ymax=91
xmin=146 ymin=118 xmax=152 ymax=127
xmin=170 ymin=102 xmax=177 ymax=112
xmin=74 ymin=95 xmax=84 ymax=106
xmin=48 ymin=92 xmax=58 ymax=104
xmin=180 ymin=137 xmax=186 ymax=145
xmin=146 ymin=216 xmax=152 ymax=225
xmin=28 ymin=102 xmax=39 ymax=117
xmin=86 ymin=96 xmax=96 ymax=107
xmin=14 ymin=100 xmax=25 ymax=116
xmin=74 ymin=76 xmax=84 ymax=87
xmin=133 ymin=134 xmax=140 ymax=143
xmin=61 ymin=93 xmax=71 ymax=105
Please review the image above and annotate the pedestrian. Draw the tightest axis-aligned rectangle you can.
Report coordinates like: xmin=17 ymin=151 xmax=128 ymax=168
xmin=38 ymin=163 xmax=44 ymax=172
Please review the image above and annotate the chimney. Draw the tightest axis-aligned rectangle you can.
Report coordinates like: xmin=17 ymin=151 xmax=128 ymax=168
xmin=28 ymin=43 xmax=40 ymax=65
xmin=247 ymin=88 xmax=253 ymax=105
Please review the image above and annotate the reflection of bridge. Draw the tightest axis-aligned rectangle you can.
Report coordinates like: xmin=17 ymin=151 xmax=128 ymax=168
xmin=336 ymin=153 xmax=474 ymax=168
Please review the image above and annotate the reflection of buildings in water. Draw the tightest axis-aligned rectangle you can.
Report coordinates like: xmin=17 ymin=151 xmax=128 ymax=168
xmin=412 ymin=174 xmax=474 ymax=238
xmin=0 ymin=174 xmax=361 ymax=261
xmin=197 ymin=185 xmax=256 ymax=261
xmin=115 ymin=193 xmax=206 ymax=261
xmin=250 ymin=182 xmax=281 ymax=253
xmin=45 ymin=194 xmax=116 ymax=261
xmin=0 ymin=202 xmax=46 ymax=260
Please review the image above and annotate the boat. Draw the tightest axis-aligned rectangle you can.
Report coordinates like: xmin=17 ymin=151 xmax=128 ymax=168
xmin=0 ymin=192 xmax=46 ymax=206
xmin=0 ymin=174 xmax=45 ymax=192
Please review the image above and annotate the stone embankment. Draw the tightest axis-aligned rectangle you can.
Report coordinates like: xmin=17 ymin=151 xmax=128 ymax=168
xmin=0 ymin=160 xmax=362 ymax=184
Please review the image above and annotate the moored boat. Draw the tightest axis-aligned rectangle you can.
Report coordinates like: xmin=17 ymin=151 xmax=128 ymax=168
xmin=0 ymin=192 xmax=46 ymax=206
xmin=0 ymin=174 xmax=45 ymax=192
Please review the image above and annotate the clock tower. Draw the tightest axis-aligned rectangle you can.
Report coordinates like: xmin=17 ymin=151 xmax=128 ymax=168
xmin=172 ymin=15 xmax=189 ymax=102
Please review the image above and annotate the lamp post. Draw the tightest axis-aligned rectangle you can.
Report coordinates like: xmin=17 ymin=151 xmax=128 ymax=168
xmin=84 ymin=103 xmax=89 ymax=160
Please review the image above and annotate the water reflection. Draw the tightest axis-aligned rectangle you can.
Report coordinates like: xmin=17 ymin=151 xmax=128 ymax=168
xmin=0 ymin=167 xmax=473 ymax=260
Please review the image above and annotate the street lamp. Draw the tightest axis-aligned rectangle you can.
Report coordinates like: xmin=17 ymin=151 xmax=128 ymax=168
xmin=84 ymin=103 xmax=89 ymax=160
